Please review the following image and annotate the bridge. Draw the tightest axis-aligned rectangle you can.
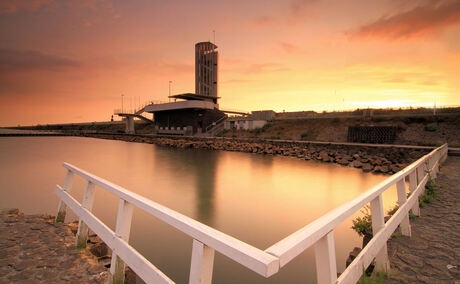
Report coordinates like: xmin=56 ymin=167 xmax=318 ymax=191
xmin=54 ymin=143 xmax=449 ymax=283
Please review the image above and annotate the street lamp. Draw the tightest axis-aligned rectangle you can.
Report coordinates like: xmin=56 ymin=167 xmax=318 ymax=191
xmin=168 ymin=81 xmax=172 ymax=102
xmin=121 ymin=94 xmax=124 ymax=113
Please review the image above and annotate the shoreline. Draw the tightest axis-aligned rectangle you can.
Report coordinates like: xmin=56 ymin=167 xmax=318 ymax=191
xmin=78 ymin=132 xmax=430 ymax=175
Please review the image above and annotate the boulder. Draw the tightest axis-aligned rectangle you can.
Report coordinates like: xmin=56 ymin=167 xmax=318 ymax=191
xmin=319 ymin=151 xmax=331 ymax=162
xmin=374 ymin=165 xmax=389 ymax=174
xmin=351 ymin=160 xmax=363 ymax=168
xmin=90 ymin=242 xmax=109 ymax=257
xmin=362 ymin=163 xmax=373 ymax=172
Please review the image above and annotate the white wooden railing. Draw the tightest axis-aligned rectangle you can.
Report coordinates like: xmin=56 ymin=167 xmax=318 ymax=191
xmin=54 ymin=144 xmax=448 ymax=284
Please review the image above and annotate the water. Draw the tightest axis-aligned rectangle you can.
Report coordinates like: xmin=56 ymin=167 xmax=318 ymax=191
xmin=0 ymin=137 xmax=399 ymax=283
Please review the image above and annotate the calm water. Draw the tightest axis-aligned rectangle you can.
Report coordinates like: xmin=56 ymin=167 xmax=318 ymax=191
xmin=0 ymin=137 xmax=400 ymax=283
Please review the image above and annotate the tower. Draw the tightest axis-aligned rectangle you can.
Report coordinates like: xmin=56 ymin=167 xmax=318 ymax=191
xmin=195 ymin=42 xmax=218 ymax=103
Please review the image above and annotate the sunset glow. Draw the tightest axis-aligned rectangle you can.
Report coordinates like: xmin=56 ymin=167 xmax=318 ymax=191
xmin=1 ymin=0 xmax=459 ymax=125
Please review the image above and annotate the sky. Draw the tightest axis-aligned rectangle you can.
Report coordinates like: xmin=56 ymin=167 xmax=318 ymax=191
xmin=0 ymin=0 xmax=459 ymax=126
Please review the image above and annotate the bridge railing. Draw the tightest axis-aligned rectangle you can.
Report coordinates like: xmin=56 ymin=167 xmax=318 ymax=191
xmin=266 ymin=143 xmax=448 ymax=284
xmin=54 ymin=143 xmax=448 ymax=283
xmin=54 ymin=163 xmax=278 ymax=284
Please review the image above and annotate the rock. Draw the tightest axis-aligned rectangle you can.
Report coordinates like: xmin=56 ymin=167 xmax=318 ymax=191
xmin=374 ymin=165 xmax=389 ymax=174
xmin=319 ymin=151 xmax=331 ymax=162
xmin=89 ymin=242 xmax=109 ymax=257
xmin=1 ymin=208 xmax=19 ymax=215
xmin=351 ymin=160 xmax=363 ymax=168
xmin=360 ymin=157 xmax=369 ymax=163
xmin=371 ymin=158 xmax=382 ymax=166
xmin=337 ymin=158 xmax=349 ymax=165
xmin=362 ymin=163 xmax=373 ymax=172
xmin=390 ymin=164 xmax=402 ymax=173
xmin=346 ymin=247 xmax=361 ymax=267
xmin=352 ymin=154 xmax=360 ymax=160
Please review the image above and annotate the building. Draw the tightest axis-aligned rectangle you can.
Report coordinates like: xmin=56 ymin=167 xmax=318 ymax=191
xmin=195 ymin=42 xmax=218 ymax=102
xmin=143 ymin=42 xmax=225 ymax=136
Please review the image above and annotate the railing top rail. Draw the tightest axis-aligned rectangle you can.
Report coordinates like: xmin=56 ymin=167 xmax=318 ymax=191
xmin=62 ymin=162 xmax=279 ymax=277
xmin=265 ymin=143 xmax=447 ymax=267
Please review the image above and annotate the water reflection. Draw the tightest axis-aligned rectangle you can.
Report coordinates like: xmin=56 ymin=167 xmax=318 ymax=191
xmin=0 ymin=137 xmax=394 ymax=283
xmin=153 ymin=148 xmax=219 ymax=226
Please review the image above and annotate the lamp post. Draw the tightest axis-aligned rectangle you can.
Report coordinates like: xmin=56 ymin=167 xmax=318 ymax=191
xmin=169 ymin=81 xmax=172 ymax=102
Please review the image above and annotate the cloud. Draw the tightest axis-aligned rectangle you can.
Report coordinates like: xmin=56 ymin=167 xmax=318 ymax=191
xmin=0 ymin=0 xmax=120 ymax=19
xmin=279 ymin=41 xmax=300 ymax=53
xmin=0 ymin=49 xmax=79 ymax=72
xmin=290 ymin=0 xmax=317 ymax=18
xmin=0 ymin=0 xmax=54 ymax=14
xmin=254 ymin=16 xmax=276 ymax=26
xmin=350 ymin=0 xmax=460 ymax=39
xmin=244 ymin=63 xmax=289 ymax=73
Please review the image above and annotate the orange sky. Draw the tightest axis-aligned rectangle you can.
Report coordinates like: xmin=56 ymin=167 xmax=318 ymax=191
xmin=0 ymin=0 xmax=459 ymax=126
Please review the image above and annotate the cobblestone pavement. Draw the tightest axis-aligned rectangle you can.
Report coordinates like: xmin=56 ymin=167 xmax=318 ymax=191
xmin=0 ymin=209 xmax=107 ymax=283
xmin=385 ymin=156 xmax=460 ymax=284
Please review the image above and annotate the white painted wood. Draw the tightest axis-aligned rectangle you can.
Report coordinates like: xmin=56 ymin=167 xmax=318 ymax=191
xmin=55 ymin=169 xmax=74 ymax=222
xmin=54 ymin=143 xmax=446 ymax=284
xmin=370 ymin=195 xmax=388 ymax=272
xmin=189 ymin=239 xmax=215 ymax=284
xmin=264 ymin=150 xmax=434 ymax=267
xmin=396 ymin=179 xmax=411 ymax=236
xmin=62 ymin=162 xmax=279 ymax=277
xmin=110 ymin=199 xmax=135 ymax=284
xmin=55 ymin=185 xmax=174 ymax=284
xmin=338 ymin=179 xmax=426 ymax=284
xmin=76 ymin=181 xmax=96 ymax=248
xmin=314 ymin=231 xmax=337 ymax=284
xmin=408 ymin=171 xmax=420 ymax=216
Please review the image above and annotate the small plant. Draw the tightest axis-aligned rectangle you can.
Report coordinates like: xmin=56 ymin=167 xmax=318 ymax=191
xmin=359 ymin=269 xmax=387 ymax=284
xmin=424 ymin=122 xmax=438 ymax=132
xmin=351 ymin=206 xmax=373 ymax=238
xmin=386 ymin=205 xmax=399 ymax=217
xmin=409 ymin=212 xmax=419 ymax=220
xmin=300 ymin=132 xmax=310 ymax=140
xmin=419 ymin=177 xmax=437 ymax=207
xmin=268 ymin=136 xmax=281 ymax=140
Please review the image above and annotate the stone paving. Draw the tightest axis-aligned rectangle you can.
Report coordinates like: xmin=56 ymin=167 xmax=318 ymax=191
xmin=0 ymin=209 xmax=107 ymax=283
xmin=384 ymin=156 xmax=460 ymax=284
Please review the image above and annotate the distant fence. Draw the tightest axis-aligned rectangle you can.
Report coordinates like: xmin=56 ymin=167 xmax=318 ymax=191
xmin=54 ymin=144 xmax=448 ymax=283
xmin=347 ymin=126 xmax=398 ymax=144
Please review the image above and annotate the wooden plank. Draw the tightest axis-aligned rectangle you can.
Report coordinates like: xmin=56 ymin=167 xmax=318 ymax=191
xmin=370 ymin=195 xmax=388 ymax=272
xmin=189 ymin=239 xmax=215 ymax=284
xmin=76 ymin=181 xmax=96 ymax=248
xmin=55 ymin=170 xmax=74 ymax=222
xmin=265 ymin=152 xmax=432 ymax=267
xmin=396 ymin=179 xmax=411 ymax=236
xmin=408 ymin=171 xmax=419 ymax=216
xmin=54 ymin=185 xmax=174 ymax=284
xmin=62 ymin=163 xmax=278 ymax=277
xmin=337 ymin=179 xmax=425 ymax=284
xmin=110 ymin=199 xmax=135 ymax=284
xmin=314 ymin=231 xmax=337 ymax=284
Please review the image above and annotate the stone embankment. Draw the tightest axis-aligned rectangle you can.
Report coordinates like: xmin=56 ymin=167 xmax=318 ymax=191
xmin=83 ymin=133 xmax=430 ymax=175
xmin=0 ymin=209 xmax=107 ymax=283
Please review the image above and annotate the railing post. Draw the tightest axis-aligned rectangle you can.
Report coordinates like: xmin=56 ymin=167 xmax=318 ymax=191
xmin=110 ymin=199 xmax=134 ymax=284
xmin=409 ymin=170 xmax=420 ymax=216
xmin=396 ymin=179 xmax=411 ymax=236
xmin=189 ymin=239 xmax=215 ymax=284
xmin=76 ymin=181 xmax=96 ymax=248
xmin=417 ymin=163 xmax=425 ymax=186
xmin=370 ymin=195 xmax=389 ymax=272
xmin=314 ymin=230 xmax=337 ymax=284
xmin=55 ymin=170 xmax=74 ymax=222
